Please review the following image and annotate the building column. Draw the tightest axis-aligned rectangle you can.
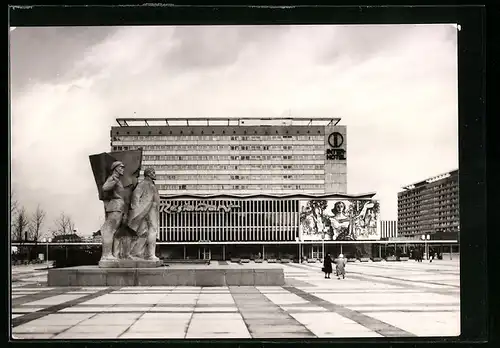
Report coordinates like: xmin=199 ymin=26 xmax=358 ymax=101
xmin=262 ymin=244 xmax=265 ymax=260
xmin=222 ymin=244 xmax=225 ymax=260
xmin=379 ymin=244 xmax=382 ymax=258
xmin=340 ymin=244 xmax=343 ymax=255
xmin=450 ymin=244 xmax=453 ymax=260
xmin=183 ymin=245 xmax=186 ymax=260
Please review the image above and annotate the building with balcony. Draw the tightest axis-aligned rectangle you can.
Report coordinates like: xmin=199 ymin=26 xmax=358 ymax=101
xmin=110 ymin=117 xmax=348 ymax=195
xmin=397 ymin=169 xmax=459 ymax=240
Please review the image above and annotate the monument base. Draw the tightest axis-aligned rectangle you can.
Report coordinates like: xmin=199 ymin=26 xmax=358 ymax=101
xmin=98 ymin=259 xmax=163 ymax=268
xmin=48 ymin=265 xmax=285 ymax=287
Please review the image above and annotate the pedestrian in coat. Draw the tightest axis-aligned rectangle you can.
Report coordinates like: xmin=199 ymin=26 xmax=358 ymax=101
xmin=323 ymin=252 xmax=333 ymax=279
xmin=336 ymin=253 xmax=347 ymax=279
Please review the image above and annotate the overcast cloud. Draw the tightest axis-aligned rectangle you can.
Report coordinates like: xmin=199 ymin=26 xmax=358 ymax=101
xmin=10 ymin=24 xmax=458 ymax=236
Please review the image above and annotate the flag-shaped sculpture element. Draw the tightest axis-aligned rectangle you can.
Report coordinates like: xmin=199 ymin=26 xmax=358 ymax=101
xmin=89 ymin=149 xmax=143 ymax=201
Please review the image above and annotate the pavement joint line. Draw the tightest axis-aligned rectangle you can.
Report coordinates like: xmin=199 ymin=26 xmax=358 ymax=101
xmin=283 ymin=285 xmax=417 ymax=337
xmin=235 ymin=286 xmax=316 ymax=338
xmin=116 ymin=300 xmax=152 ymax=338
xmin=289 ymin=259 xmax=460 ymax=277
xmin=12 ymin=287 xmax=82 ymax=307
xmin=344 ymin=273 xmax=461 ymax=295
xmin=27 ymin=310 xmax=104 ymax=339
xmin=183 ymin=288 xmax=201 ymax=339
xmin=14 ymin=283 xmax=47 ymax=289
xmin=349 ymin=262 xmax=460 ymax=275
xmin=345 ymin=270 xmax=461 ymax=289
xmin=286 ymin=263 xmax=460 ymax=293
xmin=227 ymin=286 xmax=254 ymax=338
xmin=12 ymin=287 xmax=120 ymax=328
xmin=357 ymin=309 xmax=459 ymax=313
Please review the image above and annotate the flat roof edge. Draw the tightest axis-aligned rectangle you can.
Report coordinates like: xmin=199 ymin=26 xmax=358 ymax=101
xmin=159 ymin=192 xmax=377 ymax=200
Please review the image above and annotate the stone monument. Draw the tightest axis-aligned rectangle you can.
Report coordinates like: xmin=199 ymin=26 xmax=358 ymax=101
xmin=89 ymin=149 xmax=162 ymax=268
xmin=127 ymin=168 xmax=160 ymax=261
xmin=46 ymin=149 xmax=285 ymax=286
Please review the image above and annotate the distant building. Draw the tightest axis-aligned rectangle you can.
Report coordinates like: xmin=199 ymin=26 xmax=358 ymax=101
xmin=380 ymin=220 xmax=398 ymax=240
xmin=397 ymin=169 xmax=459 ymax=239
xmin=92 ymin=231 xmax=102 ymax=243
xmin=52 ymin=234 xmax=82 ymax=243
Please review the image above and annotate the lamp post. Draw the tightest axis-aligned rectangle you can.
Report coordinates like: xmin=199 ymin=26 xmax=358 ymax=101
xmin=421 ymin=234 xmax=430 ymax=260
xmin=295 ymin=237 xmax=301 ymax=263
xmin=321 ymin=235 xmax=325 ymax=262
xmin=41 ymin=237 xmax=52 ymax=269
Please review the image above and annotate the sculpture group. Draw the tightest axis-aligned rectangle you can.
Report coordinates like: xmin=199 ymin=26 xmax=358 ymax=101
xmin=89 ymin=150 xmax=160 ymax=267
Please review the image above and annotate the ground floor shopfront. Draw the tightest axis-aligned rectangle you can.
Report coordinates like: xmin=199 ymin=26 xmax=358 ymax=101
xmin=156 ymin=241 xmax=460 ymax=261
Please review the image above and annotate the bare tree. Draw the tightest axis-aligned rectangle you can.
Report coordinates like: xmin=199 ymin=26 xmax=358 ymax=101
xmin=10 ymin=190 xmax=18 ymax=238
xmin=51 ymin=212 xmax=76 ymax=238
xmin=29 ymin=205 xmax=46 ymax=242
xmin=12 ymin=207 xmax=29 ymax=242
xmin=10 ymin=189 xmax=18 ymax=215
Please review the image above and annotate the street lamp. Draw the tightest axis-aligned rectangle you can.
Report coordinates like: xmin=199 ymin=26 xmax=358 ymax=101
xmin=295 ymin=237 xmax=301 ymax=263
xmin=421 ymin=234 xmax=430 ymax=260
xmin=321 ymin=234 xmax=325 ymax=262
xmin=41 ymin=237 xmax=52 ymax=269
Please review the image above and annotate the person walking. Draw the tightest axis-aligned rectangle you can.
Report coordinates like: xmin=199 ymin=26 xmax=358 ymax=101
xmin=323 ymin=252 xmax=333 ymax=279
xmin=416 ymin=248 xmax=422 ymax=262
xmin=336 ymin=253 xmax=347 ymax=279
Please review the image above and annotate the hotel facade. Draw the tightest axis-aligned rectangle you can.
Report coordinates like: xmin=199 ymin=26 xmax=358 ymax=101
xmin=109 ymin=117 xmax=381 ymax=261
xmin=397 ymin=169 xmax=460 ymax=240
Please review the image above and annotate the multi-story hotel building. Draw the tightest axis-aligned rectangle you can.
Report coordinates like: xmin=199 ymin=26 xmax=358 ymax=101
xmin=111 ymin=117 xmax=347 ymax=195
xmin=109 ymin=117 xmax=382 ymax=260
xmin=397 ymin=169 xmax=459 ymax=239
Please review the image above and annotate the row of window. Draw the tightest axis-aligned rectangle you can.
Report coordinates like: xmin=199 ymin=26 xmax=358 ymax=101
xmin=399 ymin=212 xmax=459 ymax=218
xmin=158 ymin=174 xmax=323 ymax=180
xmin=398 ymin=200 xmax=459 ymax=209
xmin=399 ymin=188 xmax=458 ymax=200
xmin=157 ymin=184 xmax=324 ymax=190
xmin=150 ymin=164 xmax=325 ymax=170
xmin=158 ymin=228 xmax=297 ymax=242
xmin=112 ymin=144 xmax=325 ymax=151
xmin=399 ymin=218 xmax=459 ymax=225
xmin=399 ymin=206 xmax=459 ymax=213
xmin=399 ymin=214 xmax=459 ymax=220
xmin=143 ymin=155 xmax=325 ymax=161
xmin=113 ymin=135 xmax=324 ymax=141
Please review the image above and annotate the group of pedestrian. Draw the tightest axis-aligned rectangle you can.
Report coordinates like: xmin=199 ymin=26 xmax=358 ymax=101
xmin=413 ymin=248 xmax=424 ymax=262
xmin=322 ymin=252 xmax=347 ymax=280
xmin=412 ymin=248 xmax=440 ymax=262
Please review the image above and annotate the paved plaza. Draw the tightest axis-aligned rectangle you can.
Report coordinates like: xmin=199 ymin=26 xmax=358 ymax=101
xmin=10 ymin=259 xmax=460 ymax=339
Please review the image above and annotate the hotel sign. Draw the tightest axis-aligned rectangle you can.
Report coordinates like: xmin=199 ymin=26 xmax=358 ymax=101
xmin=326 ymin=132 xmax=346 ymax=160
xmin=159 ymin=202 xmax=241 ymax=213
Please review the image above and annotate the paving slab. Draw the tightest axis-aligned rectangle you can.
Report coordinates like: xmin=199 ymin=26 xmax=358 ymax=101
xmin=11 ymin=259 xmax=460 ymax=339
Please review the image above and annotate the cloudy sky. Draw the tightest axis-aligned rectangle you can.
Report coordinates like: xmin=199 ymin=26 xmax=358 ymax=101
xmin=10 ymin=25 xmax=458 ymax=236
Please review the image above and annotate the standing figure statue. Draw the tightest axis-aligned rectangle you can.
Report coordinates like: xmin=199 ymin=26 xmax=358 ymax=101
xmin=127 ymin=168 xmax=160 ymax=261
xmin=100 ymin=161 xmax=127 ymax=262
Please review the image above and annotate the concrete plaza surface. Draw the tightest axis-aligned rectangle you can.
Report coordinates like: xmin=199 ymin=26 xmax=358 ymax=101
xmin=10 ymin=259 xmax=460 ymax=339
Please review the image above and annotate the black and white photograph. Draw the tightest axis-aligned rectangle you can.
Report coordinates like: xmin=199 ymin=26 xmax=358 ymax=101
xmin=10 ymin=22 xmax=460 ymax=339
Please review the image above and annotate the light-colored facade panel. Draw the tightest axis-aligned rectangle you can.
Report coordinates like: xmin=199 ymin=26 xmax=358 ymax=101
xmin=110 ymin=118 xmax=348 ymax=195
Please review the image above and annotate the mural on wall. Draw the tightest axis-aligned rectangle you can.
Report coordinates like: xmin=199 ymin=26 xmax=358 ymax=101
xmin=299 ymin=199 xmax=380 ymax=241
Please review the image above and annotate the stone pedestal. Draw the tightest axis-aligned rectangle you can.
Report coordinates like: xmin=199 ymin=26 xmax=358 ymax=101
xmin=48 ymin=266 xmax=285 ymax=287
xmin=98 ymin=259 xmax=163 ymax=268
